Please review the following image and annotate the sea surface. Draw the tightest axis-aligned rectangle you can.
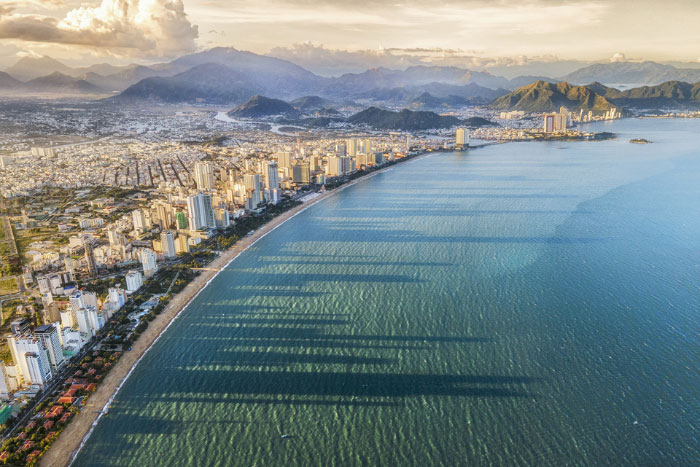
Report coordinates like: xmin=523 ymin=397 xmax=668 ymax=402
xmin=74 ymin=118 xmax=700 ymax=466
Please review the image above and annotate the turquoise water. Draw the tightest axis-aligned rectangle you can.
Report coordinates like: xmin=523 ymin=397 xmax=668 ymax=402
xmin=74 ymin=119 xmax=700 ymax=466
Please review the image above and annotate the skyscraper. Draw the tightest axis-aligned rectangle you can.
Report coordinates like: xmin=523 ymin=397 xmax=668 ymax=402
xmin=543 ymin=114 xmax=555 ymax=133
xmin=175 ymin=211 xmax=188 ymax=230
xmin=456 ymin=128 xmax=470 ymax=147
xmin=277 ymin=152 xmax=293 ymax=169
xmin=7 ymin=336 xmax=53 ymax=386
xmin=161 ymin=230 xmax=177 ymax=259
xmin=346 ymin=138 xmax=358 ymax=158
xmin=83 ymin=237 xmax=97 ymax=277
xmin=34 ymin=324 xmax=65 ymax=371
xmin=244 ymin=174 xmax=263 ymax=209
xmin=187 ymin=193 xmax=216 ymax=231
xmin=139 ymin=248 xmax=158 ymax=277
xmin=194 ymin=161 xmax=215 ymax=191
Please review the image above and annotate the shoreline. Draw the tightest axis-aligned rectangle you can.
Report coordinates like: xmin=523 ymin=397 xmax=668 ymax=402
xmin=41 ymin=152 xmax=433 ymax=467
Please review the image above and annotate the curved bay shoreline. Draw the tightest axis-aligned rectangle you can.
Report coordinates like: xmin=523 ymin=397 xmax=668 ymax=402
xmin=40 ymin=152 xmax=434 ymax=467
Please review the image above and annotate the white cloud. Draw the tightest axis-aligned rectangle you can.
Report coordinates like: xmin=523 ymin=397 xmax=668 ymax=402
xmin=0 ymin=0 xmax=198 ymax=57
xmin=610 ymin=52 xmax=626 ymax=62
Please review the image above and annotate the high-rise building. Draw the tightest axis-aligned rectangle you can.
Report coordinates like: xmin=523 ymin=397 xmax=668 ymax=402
xmin=266 ymin=162 xmax=280 ymax=189
xmin=139 ymin=249 xmax=158 ymax=277
xmin=187 ymin=193 xmax=216 ymax=231
xmin=346 ymin=138 xmax=358 ymax=158
xmin=83 ymin=237 xmax=97 ymax=277
xmin=125 ymin=270 xmax=143 ymax=292
xmin=244 ymin=174 xmax=263 ymax=209
xmin=132 ymin=209 xmax=147 ymax=231
xmin=24 ymin=352 xmax=51 ymax=386
xmin=456 ymin=128 xmax=470 ymax=147
xmin=7 ymin=336 xmax=53 ymax=386
xmin=326 ymin=156 xmax=343 ymax=177
xmin=277 ymin=152 xmax=293 ymax=169
xmin=75 ymin=307 xmax=100 ymax=339
xmin=292 ymin=162 xmax=310 ymax=185
xmin=155 ymin=202 xmax=174 ymax=229
xmin=108 ymin=287 xmax=127 ymax=309
xmin=34 ymin=324 xmax=65 ymax=371
xmin=175 ymin=235 xmax=190 ymax=254
xmin=160 ymin=230 xmax=177 ymax=258
xmin=194 ymin=161 xmax=215 ymax=191
xmin=175 ymin=211 xmax=188 ymax=230
xmin=543 ymin=114 xmax=555 ymax=133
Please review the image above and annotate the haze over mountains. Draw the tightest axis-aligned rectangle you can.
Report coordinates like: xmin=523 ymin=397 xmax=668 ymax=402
xmin=1 ymin=47 xmax=699 ymax=113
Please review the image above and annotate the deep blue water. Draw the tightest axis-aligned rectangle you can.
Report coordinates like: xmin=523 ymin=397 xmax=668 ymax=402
xmin=73 ymin=118 xmax=700 ymax=466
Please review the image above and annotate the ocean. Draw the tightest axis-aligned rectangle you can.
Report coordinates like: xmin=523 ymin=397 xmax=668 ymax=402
xmin=73 ymin=118 xmax=700 ymax=466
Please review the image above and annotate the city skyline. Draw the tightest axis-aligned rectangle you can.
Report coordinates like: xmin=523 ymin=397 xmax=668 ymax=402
xmin=0 ymin=0 xmax=699 ymax=70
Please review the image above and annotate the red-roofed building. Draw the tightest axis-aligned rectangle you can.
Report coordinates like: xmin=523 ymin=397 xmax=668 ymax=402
xmin=27 ymin=450 xmax=41 ymax=463
xmin=19 ymin=440 xmax=34 ymax=451
xmin=86 ymin=383 xmax=97 ymax=392
xmin=0 ymin=451 xmax=9 ymax=462
xmin=43 ymin=420 xmax=54 ymax=430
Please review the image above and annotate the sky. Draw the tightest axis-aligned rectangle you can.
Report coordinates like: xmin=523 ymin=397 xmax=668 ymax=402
xmin=0 ymin=0 xmax=699 ymax=72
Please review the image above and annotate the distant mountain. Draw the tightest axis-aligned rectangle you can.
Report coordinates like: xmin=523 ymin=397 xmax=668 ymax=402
xmin=508 ymin=75 xmax=560 ymax=88
xmin=0 ymin=72 xmax=21 ymax=89
xmin=6 ymin=56 xmax=75 ymax=81
xmin=489 ymin=81 xmax=616 ymax=113
xmin=115 ymin=48 xmax=330 ymax=103
xmin=407 ymin=92 xmax=473 ymax=110
xmin=322 ymin=66 xmax=512 ymax=97
xmin=115 ymin=63 xmax=259 ymax=104
xmin=159 ymin=47 xmax=327 ymax=97
xmin=604 ymin=81 xmax=700 ymax=108
xmin=290 ymin=95 xmax=335 ymax=111
xmin=228 ymin=95 xmax=299 ymax=118
xmin=347 ymin=107 xmax=460 ymax=130
xmin=23 ymin=72 xmax=101 ymax=94
xmin=562 ymin=61 xmax=700 ymax=86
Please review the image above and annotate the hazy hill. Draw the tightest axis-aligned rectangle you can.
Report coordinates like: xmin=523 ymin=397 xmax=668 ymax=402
xmin=322 ymin=66 xmax=512 ymax=96
xmin=116 ymin=63 xmax=259 ymax=103
xmin=0 ymin=72 xmax=21 ymax=89
xmin=347 ymin=107 xmax=461 ymax=130
xmin=407 ymin=92 xmax=473 ymax=110
xmin=290 ymin=95 xmax=336 ymax=111
xmin=489 ymin=81 xmax=616 ymax=113
xmin=228 ymin=95 xmax=299 ymax=118
xmin=6 ymin=56 xmax=75 ymax=81
xmin=562 ymin=61 xmax=700 ymax=86
xmin=23 ymin=72 xmax=101 ymax=94
xmin=604 ymin=81 xmax=700 ymax=108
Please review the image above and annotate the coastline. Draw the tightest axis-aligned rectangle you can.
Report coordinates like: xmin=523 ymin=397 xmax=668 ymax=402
xmin=41 ymin=152 xmax=433 ymax=467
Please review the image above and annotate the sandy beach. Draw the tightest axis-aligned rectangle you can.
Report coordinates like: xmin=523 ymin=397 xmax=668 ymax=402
xmin=39 ymin=157 xmax=421 ymax=466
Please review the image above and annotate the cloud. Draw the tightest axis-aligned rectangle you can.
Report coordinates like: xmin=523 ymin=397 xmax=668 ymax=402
xmin=267 ymin=42 xmax=583 ymax=77
xmin=610 ymin=52 xmax=626 ymax=62
xmin=0 ymin=0 xmax=198 ymax=57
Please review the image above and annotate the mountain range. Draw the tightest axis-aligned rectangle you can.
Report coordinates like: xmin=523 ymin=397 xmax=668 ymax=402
xmin=2 ymin=49 xmax=700 ymax=111
xmin=490 ymin=81 xmax=617 ymax=113
xmin=561 ymin=61 xmax=700 ymax=86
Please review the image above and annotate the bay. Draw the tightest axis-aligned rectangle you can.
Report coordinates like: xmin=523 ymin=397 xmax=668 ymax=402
xmin=74 ymin=118 xmax=700 ymax=466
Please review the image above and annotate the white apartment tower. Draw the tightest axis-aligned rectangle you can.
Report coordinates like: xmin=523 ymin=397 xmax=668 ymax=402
xmin=194 ymin=161 xmax=215 ymax=191
xmin=187 ymin=193 xmax=216 ymax=231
